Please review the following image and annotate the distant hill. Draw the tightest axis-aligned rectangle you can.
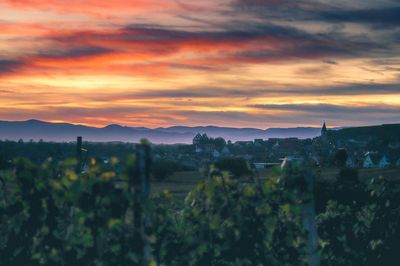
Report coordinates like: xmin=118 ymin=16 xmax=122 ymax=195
xmin=0 ymin=120 xmax=322 ymax=144
xmin=330 ymin=124 xmax=400 ymax=142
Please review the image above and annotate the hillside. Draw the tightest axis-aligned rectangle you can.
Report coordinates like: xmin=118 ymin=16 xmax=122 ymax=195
xmin=0 ymin=120 xmax=321 ymax=143
xmin=330 ymin=123 xmax=400 ymax=141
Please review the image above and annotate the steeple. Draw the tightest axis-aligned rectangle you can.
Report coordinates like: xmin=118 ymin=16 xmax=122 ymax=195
xmin=321 ymin=121 xmax=327 ymax=136
xmin=320 ymin=121 xmax=328 ymax=144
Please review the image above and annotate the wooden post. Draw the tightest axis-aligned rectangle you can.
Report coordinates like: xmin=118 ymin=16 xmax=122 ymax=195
xmin=76 ymin=136 xmax=82 ymax=173
xmin=133 ymin=143 xmax=151 ymax=266
xmin=303 ymin=171 xmax=320 ymax=266
xmin=136 ymin=144 xmax=151 ymax=199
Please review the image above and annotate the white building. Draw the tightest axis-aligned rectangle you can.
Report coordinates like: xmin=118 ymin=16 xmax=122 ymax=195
xmin=363 ymin=154 xmax=376 ymax=168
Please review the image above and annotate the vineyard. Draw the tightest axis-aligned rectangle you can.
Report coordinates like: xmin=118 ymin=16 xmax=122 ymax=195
xmin=1 ymin=144 xmax=399 ymax=266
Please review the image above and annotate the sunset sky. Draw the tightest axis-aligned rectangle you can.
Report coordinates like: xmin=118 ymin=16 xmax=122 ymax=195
xmin=0 ymin=0 xmax=399 ymax=128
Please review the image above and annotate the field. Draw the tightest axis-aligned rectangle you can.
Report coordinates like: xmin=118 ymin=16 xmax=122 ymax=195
xmin=151 ymin=167 xmax=400 ymax=200
xmin=315 ymin=167 xmax=400 ymax=182
xmin=151 ymin=170 xmax=204 ymax=200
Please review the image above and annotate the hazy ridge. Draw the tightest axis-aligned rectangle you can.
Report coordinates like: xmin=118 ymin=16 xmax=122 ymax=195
xmin=0 ymin=120 xmax=322 ymax=144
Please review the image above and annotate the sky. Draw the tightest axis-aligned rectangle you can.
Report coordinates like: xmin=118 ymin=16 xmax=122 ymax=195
xmin=0 ymin=0 xmax=399 ymax=129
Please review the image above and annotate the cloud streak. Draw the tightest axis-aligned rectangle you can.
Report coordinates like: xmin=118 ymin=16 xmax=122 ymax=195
xmin=0 ymin=0 xmax=399 ymax=128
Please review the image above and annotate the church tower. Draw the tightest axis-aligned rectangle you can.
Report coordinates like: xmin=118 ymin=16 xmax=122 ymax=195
xmin=321 ymin=121 xmax=328 ymax=143
xmin=321 ymin=122 xmax=327 ymax=136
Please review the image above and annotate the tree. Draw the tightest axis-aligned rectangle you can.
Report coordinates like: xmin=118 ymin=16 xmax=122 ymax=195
xmin=334 ymin=149 xmax=348 ymax=167
xmin=337 ymin=168 xmax=358 ymax=184
xmin=193 ymin=133 xmax=202 ymax=145
xmin=215 ymin=158 xmax=252 ymax=178
xmin=200 ymin=133 xmax=209 ymax=145
xmin=213 ymin=137 xmax=226 ymax=150
xmin=152 ymin=160 xmax=179 ymax=180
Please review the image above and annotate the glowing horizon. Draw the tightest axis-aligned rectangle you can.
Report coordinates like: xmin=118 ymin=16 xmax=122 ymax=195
xmin=1 ymin=0 xmax=399 ymax=128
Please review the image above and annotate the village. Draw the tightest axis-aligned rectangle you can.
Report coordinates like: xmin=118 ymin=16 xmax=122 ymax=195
xmin=151 ymin=122 xmax=400 ymax=173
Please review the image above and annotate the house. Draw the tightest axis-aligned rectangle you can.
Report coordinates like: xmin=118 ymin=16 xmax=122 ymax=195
xmin=221 ymin=146 xmax=231 ymax=156
xmin=363 ymin=152 xmax=380 ymax=168
xmin=378 ymin=155 xmax=391 ymax=168
xmin=363 ymin=154 xmax=376 ymax=168
xmin=212 ymin=150 xmax=221 ymax=158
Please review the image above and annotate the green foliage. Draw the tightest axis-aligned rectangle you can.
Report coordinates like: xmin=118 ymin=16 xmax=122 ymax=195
xmin=317 ymin=176 xmax=400 ymax=266
xmin=1 ymin=156 xmax=399 ymax=265
xmin=337 ymin=168 xmax=359 ymax=184
xmin=192 ymin=133 xmax=226 ymax=150
xmin=214 ymin=158 xmax=252 ymax=178
xmin=152 ymin=167 xmax=308 ymax=265
xmin=334 ymin=149 xmax=348 ymax=167
xmin=0 ymin=157 xmax=146 ymax=266
xmin=152 ymin=160 xmax=179 ymax=180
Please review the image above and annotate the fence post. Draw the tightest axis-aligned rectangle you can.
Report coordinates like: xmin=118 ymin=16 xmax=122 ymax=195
xmin=303 ymin=170 xmax=320 ymax=266
xmin=76 ymin=136 xmax=82 ymax=173
xmin=133 ymin=143 xmax=151 ymax=266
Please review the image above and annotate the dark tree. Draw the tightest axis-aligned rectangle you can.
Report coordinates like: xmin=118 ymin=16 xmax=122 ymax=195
xmin=193 ymin=133 xmax=202 ymax=145
xmin=151 ymin=160 xmax=179 ymax=181
xmin=337 ymin=168 xmax=359 ymax=184
xmin=334 ymin=149 xmax=348 ymax=167
xmin=215 ymin=158 xmax=252 ymax=178
xmin=214 ymin=137 xmax=226 ymax=150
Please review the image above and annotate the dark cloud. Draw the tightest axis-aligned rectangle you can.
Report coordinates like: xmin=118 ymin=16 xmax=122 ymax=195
xmin=234 ymin=0 xmax=400 ymax=27
xmin=46 ymin=21 xmax=392 ymax=66
xmin=320 ymin=82 xmax=400 ymax=95
xmin=250 ymin=103 xmax=400 ymax=114
xmin=318 ymin=7 xmax=400 ymax=27
xmin=323 ymin=59 xmax=338 ymax=65
xmin=0 ymin=59 xmax=25 ymax=75
xmin=120 ymin=23 xmax=312 ymax=44
xmin=114 ymin=82 xmax=400 ymax=99
xmin=38 ymin=46 xmax=114 ymax=59
xmin=178 ymin=107 xmax=400 ymax=127
xmin=169 ymin=63 xmax=225 ymax=71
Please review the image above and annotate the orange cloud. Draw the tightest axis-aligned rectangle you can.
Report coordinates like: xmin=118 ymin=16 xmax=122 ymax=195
xmin=4 ymin=0 xmax=178 ymax=17
xmin=1 ymin=0 xmax=399 ymax=128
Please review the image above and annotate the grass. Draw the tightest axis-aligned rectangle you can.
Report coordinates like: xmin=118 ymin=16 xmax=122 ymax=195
xmin=150 ymin=167 xmax=400 ymax=200
xmin=151 ymin=171 xmax=205 ymax=200
xmin=315 ymin=167 xmax=400 ymax=183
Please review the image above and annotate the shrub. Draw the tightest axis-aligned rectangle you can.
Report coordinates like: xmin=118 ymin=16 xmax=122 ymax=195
xmin=214 ymin=158 xmax=252 ymax=178
xmin=152 ymin=167 xmax=308 ymax=265
xmin=334 ymin=149 xmax=348 ymax=167
xmin=152 ymin=159 xmax=179 ymax=180
xmin=337 ymin=168 xmax=359 ymax=184
xmin=317 ymin=176 xmax=400 ymax=266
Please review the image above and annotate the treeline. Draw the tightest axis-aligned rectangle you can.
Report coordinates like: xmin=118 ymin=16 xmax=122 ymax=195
xmin=0 ymin=140 xmax=134 ymax=167
xmin=330 ymin=123 xmax=400 ymax=142
xmin=192 ymin=133 xmax=227 ymax=149
xmin=1 ymin=157 xmax=399 ymax=265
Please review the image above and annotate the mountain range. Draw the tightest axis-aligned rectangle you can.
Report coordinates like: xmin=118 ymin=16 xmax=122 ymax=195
xmin=0 ymin=120 xmax=323 ymax=144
